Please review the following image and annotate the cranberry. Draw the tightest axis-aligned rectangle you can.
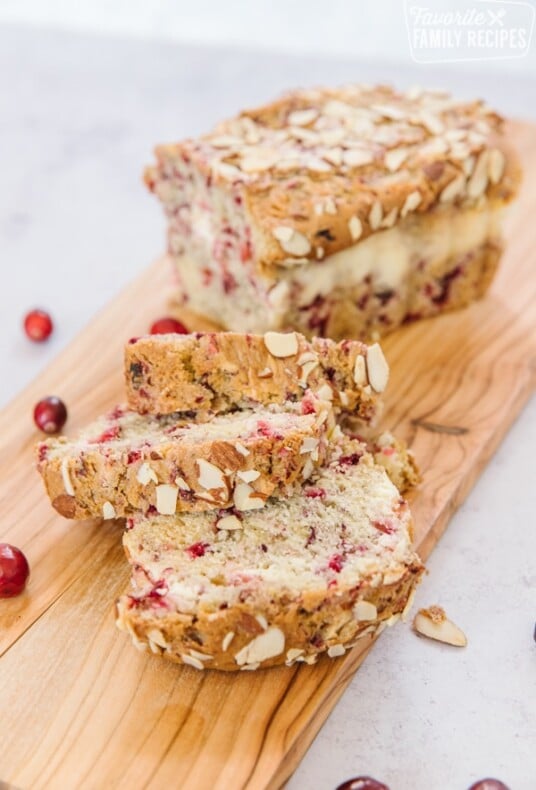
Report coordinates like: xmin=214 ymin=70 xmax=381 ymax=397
xmin=33 ymin=396 xmax=67 ymax=434
xmin=150 ymin=317 xmax=188 ymax=335
xmin=23 ymin=308 xmax=53 ymax=342
xmin=468 ymin=781 xmax=510 ymax=790
xmin=186 ymin=542 xmax=209 ymax=558
xmin=0 ymin=543 xmax=30 ymax=597
xmin=328 ymin=554 xmax=344 ymax=573
xmin=336 ymin=778 xmax=389 ymax=790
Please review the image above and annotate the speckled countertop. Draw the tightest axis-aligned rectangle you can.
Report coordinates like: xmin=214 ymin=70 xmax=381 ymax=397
xmin=0 ymin=24 xmax=534 ymax=790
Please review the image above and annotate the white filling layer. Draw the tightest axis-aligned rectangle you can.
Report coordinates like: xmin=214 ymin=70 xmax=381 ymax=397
xmin=174 ymin=204 xmax=503 ymax=333
xmin=284 ymin=204 xmax=503 ymax=307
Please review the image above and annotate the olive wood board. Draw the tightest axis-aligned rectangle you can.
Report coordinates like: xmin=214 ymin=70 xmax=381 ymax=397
xmin=0 ymin=121 xmax=535 ymax=790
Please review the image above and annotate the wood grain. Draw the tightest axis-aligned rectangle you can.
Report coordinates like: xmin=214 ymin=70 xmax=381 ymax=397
xmin=0 ymin=121 xmax=535 ymax=790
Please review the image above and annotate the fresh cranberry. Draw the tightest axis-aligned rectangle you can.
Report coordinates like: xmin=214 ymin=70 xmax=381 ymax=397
xmin=23 ymin=309 xmax=53 ymax=342
xmin=328 ymin=554 xmax=344 ymax=573
xmin=0 ymin=543 xmax=30 ymax=597
xmin=186 ymin=542 xmax=209 ymax=558
xmin=127 ymin=449 xmax=142 ymax=464
xmin=467 ymin=781 xmax=510 ymax=790
xmin=149 ymin=317 xmax=188 ymax=335
xmin=33 ymin=396 xmax=67 ymax=434
xmin=336 ymin=778 xmax=389 ymax=790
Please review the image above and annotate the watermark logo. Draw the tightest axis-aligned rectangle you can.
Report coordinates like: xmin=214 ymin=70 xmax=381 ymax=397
xmin=405 ymin=0 xmax=535 ymax=62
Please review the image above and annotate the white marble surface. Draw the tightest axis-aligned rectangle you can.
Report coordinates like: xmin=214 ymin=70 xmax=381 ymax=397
xmin=0 ymin=24 xmax=534 ymax=790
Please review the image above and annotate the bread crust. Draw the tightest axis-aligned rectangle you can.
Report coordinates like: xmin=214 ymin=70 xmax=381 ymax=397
xmin=146 ymin=84 xmax=521 ymax=274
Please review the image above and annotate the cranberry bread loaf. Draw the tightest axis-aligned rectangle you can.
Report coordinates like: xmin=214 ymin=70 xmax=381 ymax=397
xmin=126 ymin=331 xmax=388 ymax=423
xmin=36 ymin=400 xmax=333 ymax=519
xmin=146 ymin=84 xmax=520 ymax=340
xmin=116 ymin=440 xmax=424 ymax=670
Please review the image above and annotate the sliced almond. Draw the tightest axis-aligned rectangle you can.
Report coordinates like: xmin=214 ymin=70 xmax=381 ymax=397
xmin=381 ymin=206 xmax=399 ymax=228
xmin=175 ymin=476 xmax=190 ymax=491
xmin=348 ymin=215 xmax=363 ymax=242
xmin=366 ymin=343 xmax=389 ymax=393
xmin=413 ymin=606 xmax=467 ymax=647
xmin=327 ymin=644 xmax=346 ymax=658
xmin=137 ymin=462 xmax=158 ymax=485
xmin=288 ymin=108 xmax=318 ymax=126
xmin=233 ymin=482 xmax=265 ymax=511
xmin=300 ymin=437 xmax=319 ymax=455
xmin=384 ymin=147 xmax=409 ymax=172
xmin=343 ymin=149 xmax=374 ymax=167
xmin=147 ymin=628 xmax=169 ymax=648
xmin=353 ymin=601 xmax=378 ymax=621
xmin=401 ymin=190 xmax=422 ymax=217
xmin=316 ymin=247 xmax=325 ymax=260
xmin=316 ymin=383 xmax=333 ymax=401
xmin=467 ymin=151 xmax=489 ymax=199
xmin=272 ymin=226 xmax=311 ymax=257
xmin=61 ymin=456 xmax=75 ymax=496
xmin=197 ymin=459 xmax=227 ymax=491
xmin=286 ymin=648 xmax=304 ymax=663
xmin=255 ymin=614 xmax=268 ymax=631
xmin=234 ymin=627 xmax=285 ymax=666
xmin=324 ymin=197 xmax=337 ymax=215
xmin=257 ymin=366 xmax=273 ymax=379
xmin=488 ymin=148 xmax=505 ymax=185
xmin=222 ymin=631 xmax=235 ymax=651
xmin=263 ymin=331 xmax=299 ymax=358
xmin=368 ymin=199 xmax=383 ymax=230
xmin=237 ymin=469 xmax=261 ymax=483
xmin=155 ymin=484 xmax=178 ymax=515
xmin=353 ymin=354 xmax=368 ymax=386
xmin=439 ymin=173 xmax=465 ymax=203
xmin=102 ymin=501 xmax=116 ymax=520
xmin=234 ymin=441 xmax=250 ymax=457
xmin=216 ymin=514 xmax=242 ymax=531
xmin=180 ymin=654 xmax=205 ymax=670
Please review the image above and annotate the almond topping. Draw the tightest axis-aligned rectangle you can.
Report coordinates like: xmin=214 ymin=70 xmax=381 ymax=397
xmin=236 ymin=469 xmax=261 ymax=483
xmin=216 ymin=514 xmax=242 ymax=531
xmin=175 ymin=476 xmax=190 ymax=491
xmin=400 ymin=190 xmax=422 ymax=217
xmin=488 ymin=148 xmax=505 ymax=185
xmin=343 ymin=149 xmax=374 ymax=167
xmin=368 ymin=199 xmax=383 ymax=230
xmin=102 ymin=501 xmax=116 ymax=520
xmin=353 ymin=601 xmax=378 ymax=621
xmin=234 ymin=441 xmax=250 ymax=457
xmin=155 ymin=484 xmax=178 ymax=515
xmin=467 ymin=151 xmax=489 ymax=199
xmin=255 ymin=614 xmax=268 ymax=631
xmin=233 ymin=482 xmax=265 ymax=511
xmin=197 ymin=459 xmax=227 ymax=491
xmin=61 ymin=456 xmax=74 ymax=496
xmin=222 ymin=631 xmax=235 ymax=651
xmin=300 ymin=437 xmax=319 ymax=454
xmin=316 ymin=383 xmax=333 ymax=401
xmin=348 ymin=215 xmax=363 ymax=242
xmin=381 ymin=206 xmax=399 ymax=228
xmin=413 ymin=606 xmax=467 ymax=647
xmin=327 ymin=644 xmax=346 ymax=658
xmin=384 ymin=147 xmax=409 ymax=172
xmin=287 ymin=108 xmax=318 ymax=126
xmin=263 ymin=331 xmax=299 ymax=358
xmin=180 ymin=654 xmax=205 ymax=670
xmin=257 ymin=366 xmax=273 ymax=378
xmin=234 ymin=627 xmax=285 ymax=666
xmin=272 ymin=226 xmax=311 ymax=257
xmin=137 ymin=462 xmax=158 ymax=485
xmin=324 ymin=197 xmax=337 ymax=215
xmin=439 ymin=173 xmax=465 ymax=203
xmin=366 ymin=343 xmax=389 ymax=393
xmin=353 ymin=354 xmax=368 ymax=386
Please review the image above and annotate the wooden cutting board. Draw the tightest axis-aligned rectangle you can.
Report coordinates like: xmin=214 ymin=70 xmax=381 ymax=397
xmin=0 ymin=121 xmax=535 ymax=790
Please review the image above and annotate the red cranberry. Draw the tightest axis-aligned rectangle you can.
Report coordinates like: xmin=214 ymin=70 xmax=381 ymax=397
xmin=468 ymin=781 xmax=510 ymax=790
xmin=23 ymin=308 xmax=53 ymax=342
xmin=149 ymin=317 xmax=188 ymax=335
xmin=328 ymin=554 xmax=344 ymax=573
xmin=336 ymin=777 xmax=389 ymax=790
xmin=186 ymin=542 xmax=209 ymax=558
xmin=0 ymin=543 xmax=30 ymax=597
xmin=33 ymin=396 xmax=67 ymax=434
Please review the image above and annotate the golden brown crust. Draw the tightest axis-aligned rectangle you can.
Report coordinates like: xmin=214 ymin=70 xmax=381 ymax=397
xmin=146 ymin=84 xmax=521 ymax=273
xmin=116 ymin=562 xmax=424 ymax=671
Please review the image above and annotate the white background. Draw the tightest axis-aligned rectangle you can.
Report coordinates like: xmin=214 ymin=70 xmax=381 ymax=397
xmin=0 ymin=0 xmax=535 ymax=72
xmin=0 ymin=4 xmax=534 ymax=789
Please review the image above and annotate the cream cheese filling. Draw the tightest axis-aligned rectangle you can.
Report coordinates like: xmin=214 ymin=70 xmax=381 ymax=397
xmin=276 ymin=204 xmax=504 ymax=308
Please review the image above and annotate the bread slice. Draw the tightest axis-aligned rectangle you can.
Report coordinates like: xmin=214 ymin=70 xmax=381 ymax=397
xmin=36 ymin=399 xmax=333 ymax=520
xmin=145 ymin=84 xmax=520 ymax=340
xmin=125 ymin=331 xmax=388 ymax=422
xmin=116 ymin=439 xmax=424 ymax=671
